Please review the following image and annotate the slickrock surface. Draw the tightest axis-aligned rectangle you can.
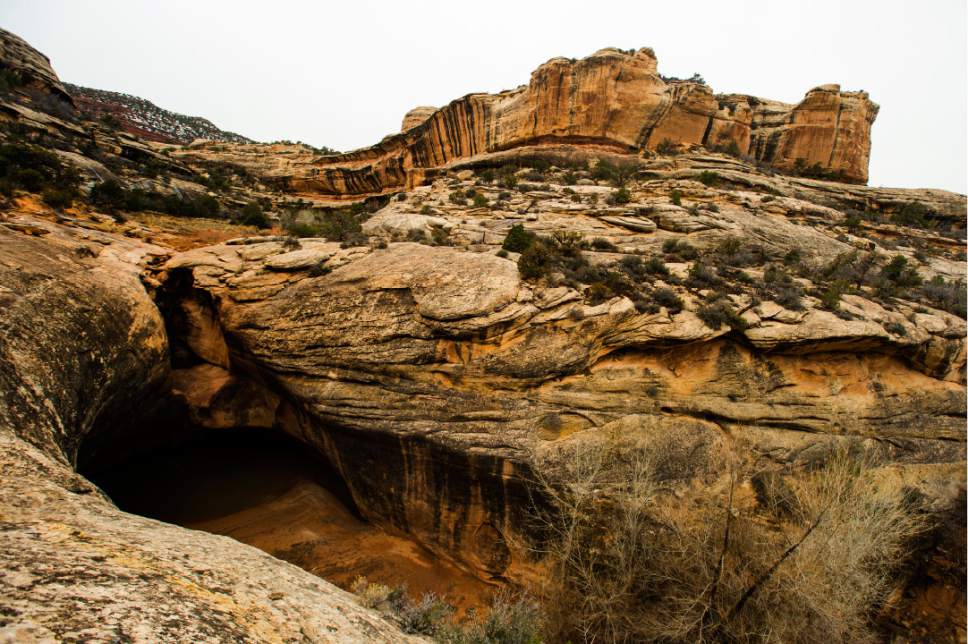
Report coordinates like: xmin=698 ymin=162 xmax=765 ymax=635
xmin=149 ymin=154 xmax=966 ymax=593
xmin=0 ymin=214 xmax=420 ymax=643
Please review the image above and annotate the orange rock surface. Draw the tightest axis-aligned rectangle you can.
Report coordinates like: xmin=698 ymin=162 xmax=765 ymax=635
xmin=302 ymin=48 xmax=877 ymax=198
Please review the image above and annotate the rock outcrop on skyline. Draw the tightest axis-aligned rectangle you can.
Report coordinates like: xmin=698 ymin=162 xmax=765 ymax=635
xmin=283 ymin=48 xmax=877 ymax=199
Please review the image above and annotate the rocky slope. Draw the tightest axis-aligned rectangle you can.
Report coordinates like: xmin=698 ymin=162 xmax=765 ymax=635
xmin=65 ymin=82 xmax=253 ymax=145
xmin=144 ymin=155 xmax=966 ymax=579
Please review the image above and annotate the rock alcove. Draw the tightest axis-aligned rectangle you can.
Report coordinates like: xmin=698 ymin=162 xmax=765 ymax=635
xmin=78 ymin=415 xmax=495 ymax=612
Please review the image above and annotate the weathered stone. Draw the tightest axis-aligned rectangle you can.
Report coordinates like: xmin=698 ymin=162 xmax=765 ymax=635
xmin=0 ymin=221 xmax=419 ymax=642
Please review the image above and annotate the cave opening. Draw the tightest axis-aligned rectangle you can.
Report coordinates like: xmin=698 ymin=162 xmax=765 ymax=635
xmin=78 ymin=419 xmax=494 ymax=612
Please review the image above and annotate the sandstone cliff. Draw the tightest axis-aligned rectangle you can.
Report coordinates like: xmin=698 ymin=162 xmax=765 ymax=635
xmin=243 ymin=47 xmax=877 ymax=199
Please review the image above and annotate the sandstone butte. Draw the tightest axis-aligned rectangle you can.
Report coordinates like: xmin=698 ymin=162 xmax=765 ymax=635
xmin=229 ymin=46 xmax=878 ymax=198
xmin=0 ymin=26 xmax=965 ymax=643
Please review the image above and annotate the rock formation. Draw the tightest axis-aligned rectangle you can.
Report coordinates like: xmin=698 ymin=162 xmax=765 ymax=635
xmin=143 ymin=162 xmax=966 ymax=587
xmin=0 ymin=27 xmax=74 ymax=107
xmin=248 ymin=48 xmax=877 ymax=199
xmin=0 ymin=213 xmax=419 ymax=642
xmin=0 ymin=25 xmax=964 ymax=642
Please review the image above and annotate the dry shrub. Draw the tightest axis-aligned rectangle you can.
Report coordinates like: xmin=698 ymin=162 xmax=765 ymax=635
xmin=530 ymin=444 xmax=926 ymax=643
xmin=350 ymin=576 xmax=541 ymax=643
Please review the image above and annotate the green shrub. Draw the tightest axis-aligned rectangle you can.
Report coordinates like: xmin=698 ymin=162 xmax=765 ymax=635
xmin=653 ymin=287 xmax=683 ymax=313
xmin=716 ymin=236 xmax=767 ymax=267
xmin=287 ymin=222 xmax=319 ymax=238
xmin=877 ymin=255 xmax=922 ymax=293
xmin=307 ymin=261 xmax=331 ymax=277
xmin=41 ymin=187 xmax=73 ymax=209
xmin=502 ymin=223 xmax=536 ymax=253
xmin=774 ymin=286 xmax=804 ymax=310
xmin=670 ymin=189 xmax=682 ymax=206
xmin=686 ymin=260 xmax=721 ymax=289
xmin=0 ymin=142 xmax=79 ymax=196
xmin=819 ymin=281 xmax=847 ymax=311
xmin=844 ymin=210 xmax=863 ymax=232
xmin=397 ymin=593 xmax=454 ymax=635
xmin=919 ymin=276 xmax=967 ymax=318
xmin=662 ymin=238 xmax=698 ymax=261
xmin=430 ymin=227 xmax=451 ymax=246
xmin=606 ymin=187 xmax=632 ymax=205
xmin=618 ymin=254 xmax=668 ymax=280
xmin=891 ymin=201 xmax=933 ymax=228
xmin=656 ymin=139 xmax=678 ymax=155
xmin=458 ymin=593 xmax=543 ymax=644
xmin=239 ymin=202 xmax=270 ymax=229
xmin=0 ymin=68 xmax=25 ymax=94
xmin=518 ymin=240 xmax=555 ymax=279
xmin=697 ymin=299 xmax=747 ymax=331
xmin=315 ymin=209 xmax=364 ymax=243
xmin=884 ymin=321 xmax=906 ymax=336
xmin=782 ymin=248 xmax=802 ymax=267
xmin=89 ymin=179 xmax=127 ymax=210
xmin=592 ymin=160 xmax=637 ymax=186
xmin=479 ymin=168 xmax=496 ymax=184
xmin=449 ymin=189 xmax=467 ymax=205
xmin=590 ymin=237 xmax=619 ymax=252
xmin=586 ymin=281 xmax=615 ymax=305
xmin=472 ymin=193 xmax=488 ymax=208
xmin=697 ymin=171 xmax=720 ymax=186
xmin=821 ymin=251 xmax=879 ymax=288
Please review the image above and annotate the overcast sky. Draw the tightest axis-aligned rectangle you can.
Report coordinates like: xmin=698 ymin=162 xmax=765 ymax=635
xmin=2 ymin=0 xmax=965 ymax=192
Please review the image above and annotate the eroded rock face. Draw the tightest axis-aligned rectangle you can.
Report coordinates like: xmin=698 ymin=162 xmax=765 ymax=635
xmin=0 ymin=215 xmax=418 ymax=642
xmin=198 ymin=47 xmax=876 ymax=199
xmin=149 ymin=177 xmax=966 ymax=588
xmin=0 ymin=27 xmax=74 ymax=107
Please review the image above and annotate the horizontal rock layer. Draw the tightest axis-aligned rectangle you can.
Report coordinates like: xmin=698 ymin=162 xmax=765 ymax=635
xmin=290 ymin=47 xmax=877 ymax=197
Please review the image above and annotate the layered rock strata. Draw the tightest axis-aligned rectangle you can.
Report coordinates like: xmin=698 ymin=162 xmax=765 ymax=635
xmin=0 ymin=214 xmax=418 ymax=642
xmin=146 ymin=159 xmax=967 ymax=588
xmin=249 ymin=47 xmax=878 ymax=198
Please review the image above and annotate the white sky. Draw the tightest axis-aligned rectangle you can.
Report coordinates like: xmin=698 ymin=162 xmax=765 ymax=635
xmin=2 ymin=0 xmax=965 ymax=193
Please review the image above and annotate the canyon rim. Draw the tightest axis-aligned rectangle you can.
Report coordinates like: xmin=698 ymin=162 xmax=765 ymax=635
xmin=0 ymin=22 xmax=965 ymax=644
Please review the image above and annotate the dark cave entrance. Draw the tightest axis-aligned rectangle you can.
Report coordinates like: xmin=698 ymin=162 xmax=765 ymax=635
xmin=80 ymin=425 xmax=359 ymax=527
xmin=77 ymin=412 xmax=493 ymax=612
